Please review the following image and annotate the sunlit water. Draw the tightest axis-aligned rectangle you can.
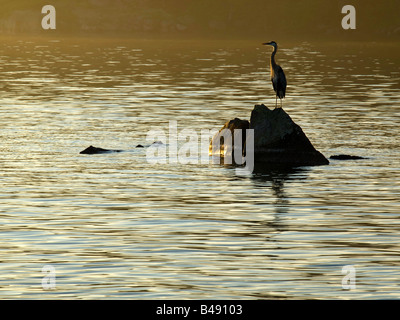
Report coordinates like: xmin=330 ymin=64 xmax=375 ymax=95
xmin=0 ymin=37 xmax=399 ymax=299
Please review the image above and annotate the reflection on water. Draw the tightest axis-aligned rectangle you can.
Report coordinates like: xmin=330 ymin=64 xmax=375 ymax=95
xmin=0 ymin=37 xmax=399 ymax=299
xmin=252 ymin=165 xmax=308 ymax=215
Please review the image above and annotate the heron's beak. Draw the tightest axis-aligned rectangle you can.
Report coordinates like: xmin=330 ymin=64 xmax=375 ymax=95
xmin=262 ymin=42 xmax=271 ymax=46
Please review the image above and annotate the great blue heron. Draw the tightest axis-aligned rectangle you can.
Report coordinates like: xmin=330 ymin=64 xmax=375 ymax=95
xmin=263 ymin=41 xmax=287 ymax=108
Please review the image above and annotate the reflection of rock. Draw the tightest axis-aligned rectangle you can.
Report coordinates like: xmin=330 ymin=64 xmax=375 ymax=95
xmin=210 ymin=104 xmax=329 ymax=166
xmin=251 ymin=166 xmax=308 ymax=218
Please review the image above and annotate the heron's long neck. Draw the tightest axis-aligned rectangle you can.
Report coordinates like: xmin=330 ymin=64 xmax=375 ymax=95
xmin=270 ymin=47 xmax=277 ymax=69
xmin=270 ymin=47 xmax=277 ymax=76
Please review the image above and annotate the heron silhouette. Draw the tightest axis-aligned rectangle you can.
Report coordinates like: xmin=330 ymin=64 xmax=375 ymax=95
xmin=263 ymin=41 xmax=287 ymax=108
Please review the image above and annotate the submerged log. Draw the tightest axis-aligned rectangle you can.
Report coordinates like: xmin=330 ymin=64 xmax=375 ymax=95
xmin=210 ymin=104 xmax=329 ymax=167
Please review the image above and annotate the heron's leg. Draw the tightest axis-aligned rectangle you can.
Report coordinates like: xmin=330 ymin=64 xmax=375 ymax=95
xmin=275 ymin=96 xmax=277 ymax=108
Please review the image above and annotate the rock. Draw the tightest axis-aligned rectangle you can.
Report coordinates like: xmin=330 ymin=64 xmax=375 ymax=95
xmin=330 ymin=154 xmax=367 ymax=160
xmin=80 ymin=145 xmax=122 ymax=154
xmin=80 ymin=142 xmax=163 ymax=154
xmin=250 ymin=104 xmax=329 ymax=166
xmin=210 ymin=104 xmax=329 ymax=167
xmin=135 ymin=142 xmax=164 ymax=148
xmin=209 ymin=117 xmax=249 ymax=158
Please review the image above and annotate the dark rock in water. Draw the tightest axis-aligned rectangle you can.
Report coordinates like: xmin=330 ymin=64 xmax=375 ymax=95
xmin=250 ymin=105 xmax=329 ymax=166
xmin=80 ymin=145 xmax=122 ymax=154
xmin=137 ymin=141 xmax=164 ymax=148
xmin=80 ymin=142 xmax=162 ymax=154
xmin=330 ymin=154 xmax=367 ymax=160
xmin=210 ymin=104 xmax=329 ymax=167
xmin=209 ymin=117 xmax=249 ymax=158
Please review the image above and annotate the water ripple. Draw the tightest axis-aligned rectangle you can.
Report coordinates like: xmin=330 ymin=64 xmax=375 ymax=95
xmin=0 ymin=38 xmax=399 ymax=299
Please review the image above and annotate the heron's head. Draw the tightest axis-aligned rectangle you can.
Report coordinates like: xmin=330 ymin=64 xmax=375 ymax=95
xmin=262 ymin=41 xmax=277 ymax=49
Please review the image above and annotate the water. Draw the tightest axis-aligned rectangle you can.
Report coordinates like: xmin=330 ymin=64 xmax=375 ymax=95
xmin=0 ymin=37 xmax=399 ymax=299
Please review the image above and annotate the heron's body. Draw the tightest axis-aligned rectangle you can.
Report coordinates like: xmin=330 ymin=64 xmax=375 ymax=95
xmin=263 ymin=41 xmax=287 ymax=108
